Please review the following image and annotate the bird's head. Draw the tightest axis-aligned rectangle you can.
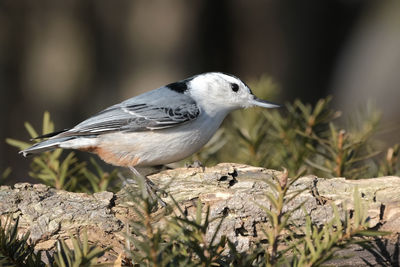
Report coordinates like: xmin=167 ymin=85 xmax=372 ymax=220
xmin=186 ymin=72 xmax=280 ymax=112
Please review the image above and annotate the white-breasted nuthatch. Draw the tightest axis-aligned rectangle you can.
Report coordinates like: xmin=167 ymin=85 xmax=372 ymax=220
xmin=21 ymin=72 xmax=280 ymax=199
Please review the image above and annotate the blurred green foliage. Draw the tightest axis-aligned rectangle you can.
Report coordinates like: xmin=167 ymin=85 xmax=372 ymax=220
xmin=290 ymin=187 xmax=388 ymax=266
xmin=53 ymin=231 xmax=107 ymax=267
xmin=0 ymin=216 xmax=105 ymax=267
xmin=0 ymin=216 xmax=44 ymax=267
xmin=0 ymin=167 xmax=11 ymax=185
xmin=378 ymin=144 xmax=400 ymax=176
xmin=6 ymin=112 xmax=119 ymax=192
xmin=124 ymin=193 xmax=229 ymax=266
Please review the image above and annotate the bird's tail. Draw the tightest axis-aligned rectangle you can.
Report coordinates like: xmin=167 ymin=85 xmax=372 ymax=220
xmin=20 ymin=137 xmax=74 ymax=157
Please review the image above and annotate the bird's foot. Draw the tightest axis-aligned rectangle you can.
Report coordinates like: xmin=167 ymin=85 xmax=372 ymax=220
xmin=128 ymin=166 xmax=167 ymax=208
xmin=144 ymin=177 xmax=168 ymax=207
xmin=185 ymin=160 xmax=205 ymax=170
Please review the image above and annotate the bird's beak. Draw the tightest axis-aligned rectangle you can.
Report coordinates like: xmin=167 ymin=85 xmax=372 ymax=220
xmin=250 ymin=97 xmax=281 ymax=108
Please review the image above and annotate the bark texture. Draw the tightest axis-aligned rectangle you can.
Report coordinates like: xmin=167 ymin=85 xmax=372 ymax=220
xmin=1 ymin=163 xmax=399 ymax=265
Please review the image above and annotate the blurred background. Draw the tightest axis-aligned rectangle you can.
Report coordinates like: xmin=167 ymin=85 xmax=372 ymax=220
xmin=1 ymin=0 xmax=400 ymax=182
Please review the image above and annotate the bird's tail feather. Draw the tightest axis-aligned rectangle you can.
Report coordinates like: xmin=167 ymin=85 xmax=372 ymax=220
xmin=31 ymin=129 xmax=70 ymax=140
xmin=20 ymin=137 xmax=74 ymax=157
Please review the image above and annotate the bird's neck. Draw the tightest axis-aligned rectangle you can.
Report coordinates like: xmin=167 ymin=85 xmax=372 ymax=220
xmin=201 ymin=105 xmax=231 ymax=120
xmin=197 ymin=103 xmax=232 ymax=131
xmin=196 ymin=97 xmax=235 ymax=116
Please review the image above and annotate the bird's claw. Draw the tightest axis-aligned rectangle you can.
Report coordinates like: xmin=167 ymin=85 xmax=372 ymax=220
xmin=145 ymin=178 xmax=168 ymax=206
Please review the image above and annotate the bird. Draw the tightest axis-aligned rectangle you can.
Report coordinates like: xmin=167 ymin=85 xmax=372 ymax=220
xmin=20 ymin=72 xmax=280 ymax=202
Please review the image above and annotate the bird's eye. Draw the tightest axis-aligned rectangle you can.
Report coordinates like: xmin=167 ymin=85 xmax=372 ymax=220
xmin=231 ymin=83 xmax=239 ymax=92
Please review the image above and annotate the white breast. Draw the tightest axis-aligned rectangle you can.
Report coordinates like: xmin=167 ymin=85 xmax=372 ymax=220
xmin=96 ymin=109 xmax=228 ymax=166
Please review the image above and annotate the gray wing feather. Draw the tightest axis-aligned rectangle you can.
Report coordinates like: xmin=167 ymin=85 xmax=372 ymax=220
xmin=60 ymin=87 xmax=200 ymax=136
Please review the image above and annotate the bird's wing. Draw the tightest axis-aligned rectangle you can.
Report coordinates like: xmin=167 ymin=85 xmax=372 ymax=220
xmin=58 ymin=87 xmax=200 ymax=137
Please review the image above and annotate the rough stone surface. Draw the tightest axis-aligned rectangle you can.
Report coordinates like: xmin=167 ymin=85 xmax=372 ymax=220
xmin=1 ymin=163 xmax=400 ymax=265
